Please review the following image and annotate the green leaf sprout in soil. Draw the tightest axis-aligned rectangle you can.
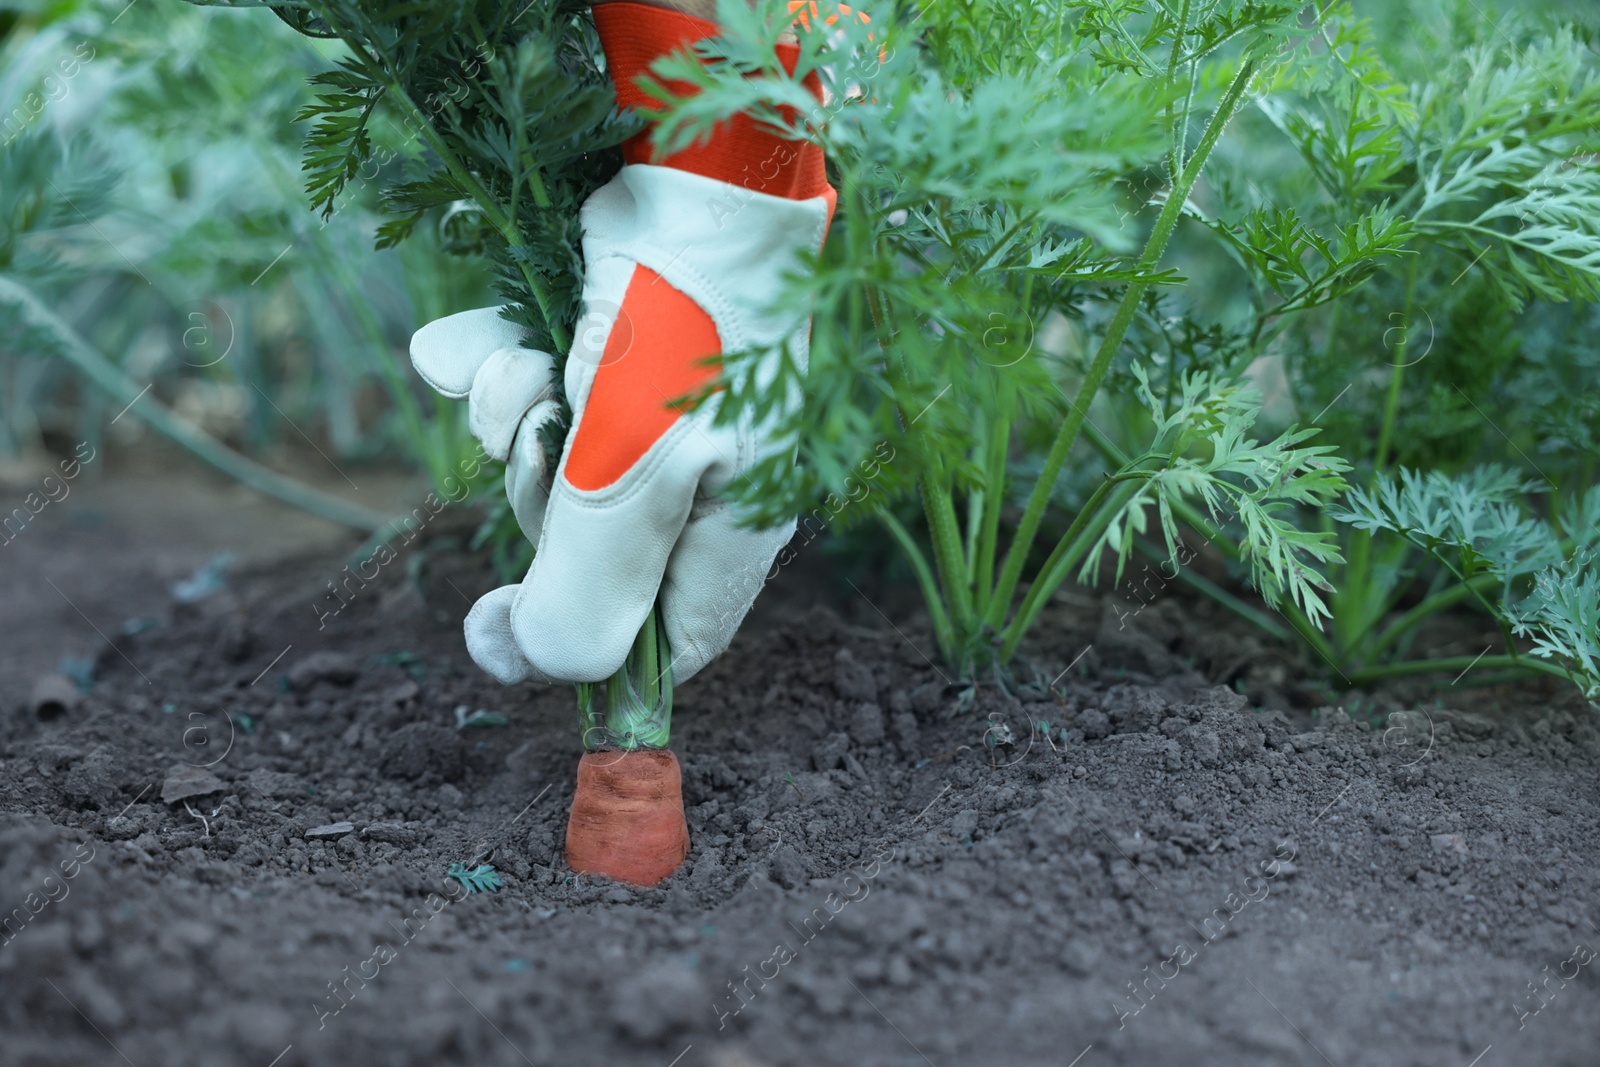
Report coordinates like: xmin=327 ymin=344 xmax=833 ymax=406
xmin=454 ymin=706 xmax=510 ymax=729
xmin=447 ymin=862 xmax=504 ymax=894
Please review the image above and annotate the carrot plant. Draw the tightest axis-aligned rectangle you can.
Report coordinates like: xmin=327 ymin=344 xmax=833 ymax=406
xmin=652 ymin=0 xmax=1350 ymax=678
xmin=1084 ymin=2 xmax=1600 ymax=695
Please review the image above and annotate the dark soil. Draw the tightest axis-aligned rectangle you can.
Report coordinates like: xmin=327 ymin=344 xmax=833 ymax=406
xmin=3 ymin=452 xmax=1599 ymax=1067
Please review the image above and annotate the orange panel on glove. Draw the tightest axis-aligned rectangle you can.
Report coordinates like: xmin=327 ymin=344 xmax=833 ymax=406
xmin=563 ymin=265 xmax=722 ymax=492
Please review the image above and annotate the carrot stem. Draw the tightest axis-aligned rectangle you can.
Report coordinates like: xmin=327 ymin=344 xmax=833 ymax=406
xmin=585 ymin=607 xmax=674 ymax=751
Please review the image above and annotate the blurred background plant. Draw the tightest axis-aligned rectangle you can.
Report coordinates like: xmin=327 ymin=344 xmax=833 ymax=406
xmin=1 ymin=0 xmax=497 ymax=529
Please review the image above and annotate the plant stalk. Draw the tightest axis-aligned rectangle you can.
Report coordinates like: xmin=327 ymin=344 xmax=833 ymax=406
xmin=919 ymin=469 xmax=976 ymax=651
xmin=1373 ymin=257 xmax=1420 ymax=472
xmin=973 ymin=402 xmax=1010 ymax=616
xmin=879 ymin=510 xmax=958 ymax=660
xmin=1359 ymin=573 xmax=1499 ymax=663
xmin=985 ymin=53 xmax=1262 ymax=635
xmin=998 ymin=475 xmax=1144 ymax=660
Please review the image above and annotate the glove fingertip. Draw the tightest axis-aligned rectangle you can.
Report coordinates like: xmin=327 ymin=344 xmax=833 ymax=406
xmin=464 ymin=586 xmax=542 ymax=685
xmin=411 ymin=306 xmax=528 ymax=399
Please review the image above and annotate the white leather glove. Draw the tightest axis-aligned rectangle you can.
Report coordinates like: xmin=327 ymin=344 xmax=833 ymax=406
xmin=411 ymin=163 xmax=831 ymax=685
xmin=407 ymin=304 xmax=559 ymax=548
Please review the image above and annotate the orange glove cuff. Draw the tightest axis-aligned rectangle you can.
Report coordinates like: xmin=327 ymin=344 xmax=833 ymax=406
xmin=592 ymin=0 xmax=833 ymax=203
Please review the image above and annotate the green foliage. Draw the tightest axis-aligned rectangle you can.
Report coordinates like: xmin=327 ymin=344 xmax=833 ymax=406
xmin=1068 ymin=1 xmax=1600 ymax=698
xmin=1326 ymin=470 xmax=1596 ymax=693
xmin=1330 ymin=467 xmax=1563 ymax=587
xmin=650 ymin=0 xmax=1600 ymax=698
xmin=235 ymin=0 xmax=687 ymax=739
xmin=1264 ymin=5 xmax=1600 ymax=476
xmin=0 ymin=134 xmax=115 ymax=283
xmin=13 ymin=0 xmax=1594 ymax=708
xmin=258 ymin=0 xmax=636 ymax=367
xmin=1203 ymin=205 xmax=1413 ymax=320
xmin=446 ymin=862 xmax=504 ymax=893
xmin=645 ymin=0 xmax=1341 ymax=676
xmin=201 ymin=0 xmax=638 ymax=583
xmin=1516 ymin=561 xmax=1600 ymax=700
xmin=1084 ymin=368 xmax=1348 ymax=627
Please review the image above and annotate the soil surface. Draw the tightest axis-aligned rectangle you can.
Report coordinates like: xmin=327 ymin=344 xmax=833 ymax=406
xmin=3 ymin=447 xmax=1599 ymax=1067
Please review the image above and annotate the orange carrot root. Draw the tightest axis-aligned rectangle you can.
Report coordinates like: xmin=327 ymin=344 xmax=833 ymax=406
xmin=564 ymin=749 xmax=690 ymax=886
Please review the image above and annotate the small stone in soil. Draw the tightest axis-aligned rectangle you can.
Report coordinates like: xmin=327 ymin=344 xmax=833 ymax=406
xmin=161 ymin=765 xmax=226 ymax=804
xmin=305 ymin=822 xmax=356 ymax=840
xmin=891 ymin=710 xmax=920 ymax=751
xmin=770 ymin=845 xmax=808 ymax=889
xmin=30 ymin=673 xmax=81 ymax=720
xmin=246 ymin=768 xmax=304 ymax=799
xmin=811 ymin=732 xmax=851 ymax=771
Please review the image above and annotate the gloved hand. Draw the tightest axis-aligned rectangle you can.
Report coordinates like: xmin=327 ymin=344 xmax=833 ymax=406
xmin=411 ymin=162 xmax=832 ymax=686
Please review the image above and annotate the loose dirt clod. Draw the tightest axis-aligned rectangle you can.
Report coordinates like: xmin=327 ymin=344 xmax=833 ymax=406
xmin=377 ymin=721 xmax=465 ymax=782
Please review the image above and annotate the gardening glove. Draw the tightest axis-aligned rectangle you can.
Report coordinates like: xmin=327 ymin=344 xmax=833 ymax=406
xmin=410 ymin=162 xmax=833 ymax=686
xmin=407 ymin=307 xmax=558 ymax=546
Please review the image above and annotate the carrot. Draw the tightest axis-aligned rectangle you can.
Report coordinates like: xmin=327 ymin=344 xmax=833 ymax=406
xmin=564 ymin=749 xmax=689 ymax=885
